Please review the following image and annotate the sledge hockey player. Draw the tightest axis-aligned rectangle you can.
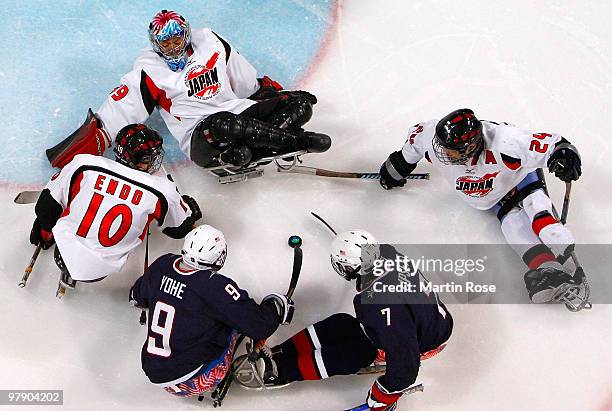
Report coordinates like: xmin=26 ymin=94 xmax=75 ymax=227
xmin=378 ymin=108 xmax=589 ymax=310
xmin=29 ymin=123 xmax=202 ymax=297
xmin=45 ymin=10 xmax=331 ymax=181
xmin=246 ymin=230 xmax=452 ymax=411
xmin=129 ymin=224 xmax=294 ymax=397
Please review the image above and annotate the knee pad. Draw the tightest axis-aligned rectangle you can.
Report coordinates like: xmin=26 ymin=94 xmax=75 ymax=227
xmin=269 ymin=96 xmax=314 ymax=130
xmin=196 ymin=111 xmax=246 ymax=148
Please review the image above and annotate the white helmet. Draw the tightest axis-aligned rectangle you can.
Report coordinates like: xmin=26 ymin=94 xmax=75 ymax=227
xmin=330 ymin=230 xmax=380 ymax=284
xmin=181 ymin=225 xmax=227 ymax=271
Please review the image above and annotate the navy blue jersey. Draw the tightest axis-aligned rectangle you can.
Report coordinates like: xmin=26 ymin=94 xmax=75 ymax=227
xmin=131 ymin=253 xmax=281 ymax=385
xmin=354 ymin=245 xmax=453 ymax=391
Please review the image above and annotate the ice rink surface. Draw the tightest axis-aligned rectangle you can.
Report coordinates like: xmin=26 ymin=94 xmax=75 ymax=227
xmin=1 ymin=1 xmax=612 ymax=410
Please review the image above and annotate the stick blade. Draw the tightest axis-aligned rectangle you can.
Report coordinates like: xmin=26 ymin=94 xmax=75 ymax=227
xmin=14 ymin=190 xmax=41 ymax=204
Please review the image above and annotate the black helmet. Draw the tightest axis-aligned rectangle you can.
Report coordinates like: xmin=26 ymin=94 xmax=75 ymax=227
xmin=433 ymin=108 xmax=483 ymax=165
xmin=114 ymin=124 xmax=164 ymax=174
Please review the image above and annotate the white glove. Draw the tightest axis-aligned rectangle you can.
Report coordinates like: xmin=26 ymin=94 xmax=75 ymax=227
xmin=262 ymin=293 xmax=294 ymax=325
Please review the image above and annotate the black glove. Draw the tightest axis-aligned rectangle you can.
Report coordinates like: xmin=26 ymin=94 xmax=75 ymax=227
xmin=29 ymin=218 xmax=55 ymax=249
xmin=249 ymin=76 xmax=284 ymax=100
xmin=262 ymin=293 xmax=295 ymax=325
xmin=547 ymin=141 xmax=581 ymax=182
xmin=129 ymin=286 xmax=148 ymax=309
xmin=181 ymin=195 xmax=202 ymax=221
xmin=379 ymin=162 xmax=406 ymax=190
xmin=279 ymin=90 xmax=317 ymax=105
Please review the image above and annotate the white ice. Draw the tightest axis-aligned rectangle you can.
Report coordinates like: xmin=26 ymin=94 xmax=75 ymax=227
xmin=1 ymin=1 xmax=612 ymax=410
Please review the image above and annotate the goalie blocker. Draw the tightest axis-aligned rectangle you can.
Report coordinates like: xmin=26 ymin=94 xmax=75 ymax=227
xmin=46 ymin=109 xmax=111 ymax=168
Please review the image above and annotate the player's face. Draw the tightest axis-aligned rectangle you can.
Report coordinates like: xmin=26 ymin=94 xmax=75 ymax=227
xmin=443 ymin=141 xmax=479 ymax=164
xmin=159 ymin=35 xmax=186 ymax=58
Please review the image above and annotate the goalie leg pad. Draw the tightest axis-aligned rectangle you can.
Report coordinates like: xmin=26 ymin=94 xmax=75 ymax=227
xmin=46 ymin=109 xmax=111 ymax=168
xmin=268 ymin=94 xmax=314 ymax=130
xmin=197 ymin=111 xmax=310 ymax=153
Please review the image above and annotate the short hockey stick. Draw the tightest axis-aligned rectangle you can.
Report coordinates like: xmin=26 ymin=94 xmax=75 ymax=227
xmin=311 ymin=212 xmax=338 ymax=235
xmin=139 ymin=228 xmax=150 ymax=326
xmin=277 ymin=165 xmax=429 ymax=180
xmin=560 ymin=181 xmax=571 ymax=225
xmin=248 ymin=235 xmax=303 ymax=360
xmin=18 ymin=244 xmax=42 ymax=288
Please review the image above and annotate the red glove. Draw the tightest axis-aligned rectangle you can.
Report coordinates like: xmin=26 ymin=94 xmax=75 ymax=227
xmin=366 ymin=378 xmax=402 ymax=411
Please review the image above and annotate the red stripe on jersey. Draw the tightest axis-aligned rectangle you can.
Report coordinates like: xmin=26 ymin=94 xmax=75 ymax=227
xmin=144 ymin=74 xmax=173 ymax=113
xmin=503 ymin=160 xmax=521 ymax=170
xmin=140 ymin=199 xmax=163 ymax=241
xmin=291 ymin=330 xmax=314 ymax=354
xmin=297 ymin=352 xmax=320 ymax=380
xmin=532 ymin=215 xmax=558 ymax=236
xmin=527 ymin=251 xmax=557 ymax=269
xmin=60 ymin=172 xmax=85 ymax=218
xmin=154 ymin=199 xmax=162 ymax=221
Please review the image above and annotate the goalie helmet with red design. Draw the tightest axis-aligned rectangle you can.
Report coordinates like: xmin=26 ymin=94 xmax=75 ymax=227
xmin=148 ymin=10 xmax=191 ymax=72
xmin=114 ymin=124 xmax=164 ymax=174
xmin=433 ymin=108 xmax=484 ymax=165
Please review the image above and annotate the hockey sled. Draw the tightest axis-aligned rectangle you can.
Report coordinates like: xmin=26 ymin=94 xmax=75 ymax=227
xmin=204 ymin=150 xmax=307 ymax=184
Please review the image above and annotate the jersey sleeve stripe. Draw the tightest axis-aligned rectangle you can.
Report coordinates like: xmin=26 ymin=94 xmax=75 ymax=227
xmin=211 ymin=31 xmax=231 ymax=63
xmin=141 ymin=70 xmax=173 ymax=114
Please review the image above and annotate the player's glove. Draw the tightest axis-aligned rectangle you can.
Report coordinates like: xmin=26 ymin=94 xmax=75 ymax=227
xmin=547 ymin=140 xmax=581 ymax=182
xmin=366 ymin=378 xmax=403 ymax=411
xmin=129 ymin=286 xmax=147 ymax=309
xmin=379 ymin=151 xmax=417 ymax=190
xmin=262 ymin=293 xmax=295 ymax=325
xmin=182 ymin=195 xmax=202 ymax=221
xmin=279 ymin=90 xmax=318 ymax=105
xmin=249 ymin=76 xmax=284 ymax=100
xmin=379 ymin=162 xmax=405 ymax=190
xmin=29 ymin=218 xmax=55 ymax=249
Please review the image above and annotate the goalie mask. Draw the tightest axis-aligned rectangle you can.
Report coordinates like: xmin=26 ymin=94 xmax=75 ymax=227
xmin=149 ymin=10 xmax=191 ymax=72
xmin=330 ymin=230 xmax=381 ymax=292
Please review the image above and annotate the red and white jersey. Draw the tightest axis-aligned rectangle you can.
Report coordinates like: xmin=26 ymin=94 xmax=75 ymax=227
xmin=46 ymin=154 xmax=192 ymax=280
xmin=96 ymin=28 xmax=259 ymax=158
xmin=400 ymin=120 xmax=563 ymax=210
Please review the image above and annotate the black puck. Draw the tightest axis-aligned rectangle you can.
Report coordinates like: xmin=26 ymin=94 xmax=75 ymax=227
xmin=288 ymin=235 xmax=302 ymax=248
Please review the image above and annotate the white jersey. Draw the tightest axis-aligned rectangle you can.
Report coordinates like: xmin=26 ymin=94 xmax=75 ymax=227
xmin=46 ymin=154 xmax=192 ymax=280
xmin=400 ymin=120 xmax=563 ymax=210
xmin=96 ymin=28 xmax=259 ymax=158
